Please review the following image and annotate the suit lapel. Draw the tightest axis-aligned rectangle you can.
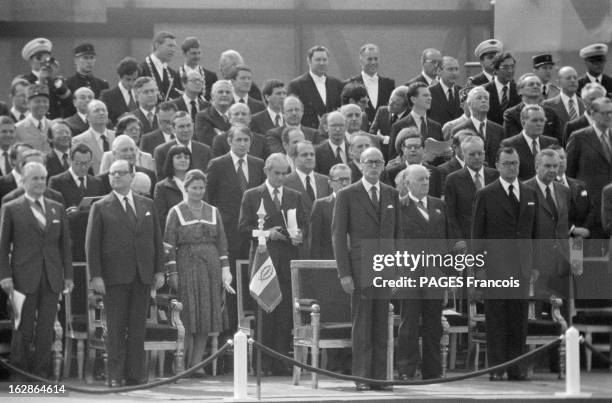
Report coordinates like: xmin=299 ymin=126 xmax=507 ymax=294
xmin=21 ymin=198 xmax=44 ymax=233
xmin=494 ymin=181 xmax=517 ymax=218
xmin=111 ymin=193 xmax=135 ymax=232
xmin=584 ymin=128 xmax=611 ymax=163
xmin=406 ymin=199 xmax=428 ymax=230
xmin=306 ymin=74 xmax=325 ymax=108
xmin=533 ymin=182 xmax=553 ymax=218
xmin=358 ymin=183 xmax=379 ymax=223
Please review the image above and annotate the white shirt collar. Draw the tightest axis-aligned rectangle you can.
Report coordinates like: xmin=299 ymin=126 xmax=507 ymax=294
xmin=361 ymin=71 xmax=378 ymax=82
xmin=68 ymin=167 xmax=86 ymax=187
xmin=265 ymin=180 xmax=283 ymax=199
xmin=149 ymin=53 xmax=166 ymax=76
xmin=12 ymin=169 xmax=22 ymax=186
xmin=408 ymin=191 xmax=427 ymax=207
xmin=113 ymin=190 xmax=135 ymax=209
xmin=309 ymin=71 xmax=326 ymax=83
xmin=494 ymin=76 xmax=508 ymax=92
xmin=296 ymin=168 xmax=315 ymax=191
xmin=421 ymin=71 xmax=436 ymax=85
xmin=593 ymin=123 xmax=608 ymax=139
xmin=140 ymin=106 xmax=156 ymax=116
xmin=439 ymin=80 xmax=453 ymax=96
xmin=233 ymin=92 xmax=249 ymax=104
xmin=230 ymin=150 xmax=247 ymax=165
xmin=328 ymin=140 xmax=345 ymax=152
xmin=522 ymin=131 xmax=539 ymax=146
xmin=53 ymin=148 xmax=68 ymax=163
xmin=455 ymin=156 xmax=466 ymax=168
xmin=10 ymin=107 xmax=26 ymax=119
xmin=560 ymin=91 xmax=578 ymax=108
xmin=470 ymin=116 xmax=487 ymax=130
xmin=410 ymin=110 xmax=426 ymax=123
xmin=24 ymin=193 xmax=45 ymax=210
xmin=360 ymin=177 xmax=379 ymax=193
xmin=499 ymin=177 xmax=520 ymax=198
xmin=483 ymin=71 xmax=494 ymax=82
xmin=535 ymin=176 xmax=555 ymax=197
xmin=467 ymin=165 xmax=484 ymax=180
xmin=77 ymin=111 xmax=88 ymax=123
xmin=587 ymin=72 xmax=603 ymax=83
xmin=266 ymin=107 xmax=282 ymax=126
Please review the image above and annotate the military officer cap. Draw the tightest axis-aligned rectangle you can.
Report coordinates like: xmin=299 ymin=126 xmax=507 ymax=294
xmin=21 ymin=38 xmax=52 ymax=61
xmin=474 ymin=39 xmax=503 ymax=58
xmin=26 ymin=83 xmax=50 ymax=100
xmin=532 ymin=53 xmax=554 ymax=68
xmin=459 ymin=86 xmax=474 ymax=105
xmin=74 ymin=43 xmax=96 ymax=57
xmin=579 ymin=43 xmax=608 ymax=60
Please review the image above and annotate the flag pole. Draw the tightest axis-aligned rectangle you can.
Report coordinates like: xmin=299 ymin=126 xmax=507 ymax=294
xmin=254 ymin=201 xmax=267 ymax=400
xmin=256 ymin=304 xmax=262 ymax=400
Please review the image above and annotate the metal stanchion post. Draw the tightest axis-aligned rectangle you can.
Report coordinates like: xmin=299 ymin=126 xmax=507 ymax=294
xmin=556 ymin=327 xmax=591 ymax=398
xmin=234 ymin=330 xmax=248 ymax=399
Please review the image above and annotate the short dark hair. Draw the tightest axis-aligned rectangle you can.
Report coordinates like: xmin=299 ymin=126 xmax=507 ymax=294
xmin=227 ymin=125 xmax=252 ymax=141
xmin=115 ymin=114 xmax=142 ymax=136
xmin=163 ymin=144 xmax=192 ymax=179
xmin=9 ymin=142 xmax=33 ymax=162
xmin=70 ymin=143 xmax=93 ymax=160
xmin=181 ymin=36 xmax=200 ymax=54
xmin=406 ymin=82 xmax=428 ymax=108
xmin=158 ymin=101 xmax=178 ymax=114
xmin=307 ymin=45 xmax=329 ymax=61
xmin=171 ymin=111 xmax=190 ymax=125
xmin=116 ymin=57 xmax=141 ymax=78
xmin=496 ymin=146 xmax=518 ymax=163
xmin=133 ymin=76 xmax=155 ymax=92
xmin=261 ymin=79 xmax=284 ymax=100
xmin=341 ymin=82 xmax=368 ymax=105
xmin=395 ymin=127 xmax=422 ymax=156
xmin=153 ymin=31 xmax=175 ymax=47
xmin=228 ymin=64 xmax=252 ymax=80
xmin=492 ymin=51 xmax=516 ymax=71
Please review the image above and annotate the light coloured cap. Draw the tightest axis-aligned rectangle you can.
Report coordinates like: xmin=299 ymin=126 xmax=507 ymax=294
xmin=21 ymin=38 xmax=52 ymax=61
xmin=579 ymin=43 xmax=608 ymax=59
xmin=474 ymin=39 xmax=503 ymax=58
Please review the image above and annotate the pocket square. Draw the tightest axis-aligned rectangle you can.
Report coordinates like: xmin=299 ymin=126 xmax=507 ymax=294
xmin=387 ymin=204 xmax=394 ymax=209
xmin=145 ymin=211 xmax=151 ymax=216
xmin=52 ymin=219 xmax=60 ymax=224
xmin=527 ymin=202 xmax=535 ymax=206
xmin=581 ymin=190 xmax=587 ymax=197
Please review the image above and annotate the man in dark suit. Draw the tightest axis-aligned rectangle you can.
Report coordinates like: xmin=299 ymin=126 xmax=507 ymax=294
xmin=369 ymin=86 xmax=410 ymax=162
xmin=542 ymin=66 xmax=585 ymax=146
xmin=250 ymin=79 xmax=286 ymax=135
xmin=466 ymin=39 xmax=502 ymax=86
xmin=154 ymin=111 xmax=212 ymax=175
xmin=388 ymin=82 xmax=443 ymax=160
xmin=65 ymin=87 xmax=93 ymax=136
xmin=284 ymin=140 xmax=332 ymax=257
xmin=218 ymin=50 xmax=263 ymax=101
xmin=428 ymin=56 xmax=463 ymax=127
xmin=194 ymin=80 xmax=232 ymax=146
xmin=501 ymin=105 xmax=558 ymax=180
xmin=309 ymin=163 xmax=351 ymax=259
xmin=49 ymin=143 xmax=106 ymax=261
xmin=347 ymin=134 xmax=376 ymax=183
xmin=0 ymin=161 xmax=73 ymax=377
xmin=100 ymin=57 xmax=141 ymax=126
xmin=315 ymin=111 xmax=350 ymax=175
xmin=471 ymin=146 xmax=538 ymax=381
xmin=86 ymin=159 xmax=164 ymax=386
xmin=267 ymin=96 xmax=319 ymax=155
xmin=229 ymin=65 xmax=265 ymax=115
xmin=451 ymin=86 xmax=503 ymax=168
xmin=211 ymin=103 xmax=267 ymax=159
xmin=345 ymin=43 xmax=395 ymax=124
xmin=139 ymin=102 xmax=177 ymax=156
xmin=385 ymin=128 xmax=442 ymax=197
xmin=566 ymin=96 xmax=612 ymax=244
xmin=405 ymin=48 xmax=441 ymax=87
xmin=169 ymin=70 xmax=210 ymax=122
xmin=139 ymin=31 xmax=182 ymax=102
xmin=502 ymin=73 xmax=562 ymax=142
xmin=287 ymin=46 xmax=343 ymax=129
xmin=437 ymin=129 xmax=471 ymax=189
xmin=332 ymin=147 xmax=401 ymax=390
xmin=0 ymin=116 xmax=17 ymax=177
xmin=65 ymin=43 xmax=109 ymax=103
xmin=7 ymin=78 xmax=29 ymax=124
xmin=177 ymin=37 xmax=218 ymax=101
xmin=45 ymin=119 xmax=72 ymax=179
xmin=577 ymin=43 xmax=612 ymax=98
xmin=445 ymin=135 xmax=499 ymax=244
xmin=130 ymin=77 xmax=160 ymax=134
xmin=395 ymin=164 xmax=448 ymax=380
xmin=563 ymin=83 xmax=606 ymax=145
xmin=206 ymin=125 xmax=265 ymax=333
xmin=0 ymin=143 xmax=34 ymax=209
xmin=484 ymin=52 xmax=520 ymax=125
xmin=238 ymin=153 xmax=306 ymax=375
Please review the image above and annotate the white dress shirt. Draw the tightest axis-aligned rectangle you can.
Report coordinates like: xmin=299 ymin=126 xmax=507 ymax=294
xmin=361 ymin=71 xmax=379 ymax=108
xmin=118 ymin=81 xmax=135 ymax=108
xmin=296 ymin=169 xmax=317 ymax=199
xmin=499 ymin=177 xmax=520 ymax=201
xmin=309 ymin=71 xmax=327 ymax=105
xmin=230 ymin=150 xmax=249 ymax=182
xmin=265 ymin=180 xmax=283 ymax=204
xmin=266 ymin=107 xmax=283 ymax=127
xmin=113 ymin=190 xmax=135 ymax=212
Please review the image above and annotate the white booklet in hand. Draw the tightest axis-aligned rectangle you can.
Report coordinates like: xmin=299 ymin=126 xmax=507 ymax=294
xmin=10 ymin=290 xmax=25 ymax=330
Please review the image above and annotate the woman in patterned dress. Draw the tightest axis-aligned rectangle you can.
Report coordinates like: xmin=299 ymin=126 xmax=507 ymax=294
xmin=164 ymin=169 xmax=234 ymax=375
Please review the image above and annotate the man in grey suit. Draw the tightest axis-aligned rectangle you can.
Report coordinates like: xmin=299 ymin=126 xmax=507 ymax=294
xmin=86 ymin=159 xmax=164 ymax=386
xmin=72 ymin=100 xmax=115 ymax=174
xmin=332 ymin=147 xmax=402 ymax=391
xmin=0 ymin=162 xmax=73 ymax=377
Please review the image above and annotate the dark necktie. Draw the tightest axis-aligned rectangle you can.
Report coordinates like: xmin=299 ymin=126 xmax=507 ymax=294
xmin=146 ymin=111 xmax=154 ymax=127
xmin=370 ymin=186 xmax=379 ymax=212
xmin=501 ymin=85 xmax=509 ymax=109
xmin=531 ymin=139 xmax=539 ymax=157
xmin=416 ymin=199 xmax=429 ymax=221
xmin=542 ymin=85 xmax=547 ymax=98
xmin=274 ymin=114 xmax=281 ymax=127
xmin=78 ymin=177 xmax=86 ymax=193
xmin=62 ymin=153 xmax=69 ymax=170
xmin=479 ymin=121 xmax=485 ymax=139
xmin=236 ymin=158 xmax=248 ymax=193
xmin=19 ymin=113 xmax=25 ymax=121
xmin=305 ymin=175 xmax=315 ymax=201
xmin=596 ymin=77 xmax=600 ymax=84
xmin=239 ymin=98 xmax=245 ymax=104
xmin=545 ymin=185 xmax=558 ymax=221
xmin=33 ymin=200 xmax=46 ymax=230
xmin=447 ymin=87 xmax=455 ymax=105
xmin=335 ymin=146 xmax=343 ymax=163
xmin=124 ymin=196 xmax=137 ymax=227
xmin=128 ymin=91 xmax=137 ymax=110
xmin=162 ymin=67 xmax=169 ymax=88
xmin=190 ymin=100 xmax=197 ymax=122
xmin=474 ymin=172 xmax=483 ymax=190
xmin=419 ymin=116 xmax=427 ymax=139
xmin=272 ymin=188 xmax=281 ymax=211
xmin=2 ymin=150 xmax=10 ymax=175
xmin=568 ymin=99 xmax=578 ymax=121
xmin=508 ymin=184 xmax=519 ymax=213
xmin=37 ymin=121 xmax=43 ymax=131
xmin=100 ymin=134 xmax=109 ymax=152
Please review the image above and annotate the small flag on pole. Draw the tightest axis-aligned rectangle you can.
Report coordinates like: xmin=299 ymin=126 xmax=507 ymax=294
xmin=249 ymin=246 xmax=282 ymax=313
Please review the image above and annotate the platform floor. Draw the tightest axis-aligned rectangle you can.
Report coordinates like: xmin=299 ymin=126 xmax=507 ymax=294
xmin=1 ymin=370 xmax=611 ymax=402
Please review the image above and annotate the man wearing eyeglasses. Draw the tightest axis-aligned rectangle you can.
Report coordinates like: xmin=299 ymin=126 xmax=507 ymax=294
xmin=405 ymin=48 xmax=441 ymax=87
xmin=169 ymin=70 xmax=210 ymax=121
xmin=86 ymin=159 xmax=164 ymax=387
xmin=484 ymin=52 xmax=520 ymax=125
xmin=332 ymin=147 xmax=402 ymax=391
xmin=471 ymin=146 xmax=538 ymax=381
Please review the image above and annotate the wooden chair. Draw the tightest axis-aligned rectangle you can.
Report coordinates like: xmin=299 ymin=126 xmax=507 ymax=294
xmin=63 ymin=262 xmax=89 ymax=379
xmin=290 ymin=260 xmax=394 ymax=388
xmin=443 ymin=287 xmax=469 ymax=370
xmin=236 ymin=259 xmax=255 ymax=374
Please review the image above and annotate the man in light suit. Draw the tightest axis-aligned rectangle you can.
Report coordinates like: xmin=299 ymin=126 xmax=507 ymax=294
xmin=206 ymin=125 xmax=265 ymax=333
xmin=315 ymin=111 xmax=350 ymax=175
xmin=250 ymin=79 xmax=286 ymax=136
xmin=15 ymin=84 xmax=52 ymax=154
xmin=139 ymin=102 xmax=177 ymax=156
xmin=428 ymin=56 xmax=463 ymax=127
xmin=194 ymin=80 xmax=232 ymax=146
xmin=332 ymin=147 xmax=402 ymax=390
xmin=130 ymin=77 xmax=159 ymax=134
xmin=542 ymin=66 xmax=585 ymax=146
xmin=501 ymin=105 xmax=558 ymax=180
xmin=72 ymin=100 xmax=115 ymax=175
xmin=100 ymin=57 xmax=141 ymax=127
xmin=484 ymin=52 xmax=520 ymax=125
xmin=452 ymin=86 xmax=504 ymax=168
xmin=266 ymin=96 xmax=319 ymax=155
xmin=238 ymin=153 xmax=306 ymax=375
xmin=405 ymin=48 xmax=441 ymax=86
xmin=471 ymin=146 xmax=539 ymax=381
xmin=154 ymin=111 xmax=212 ymax=175
xmin=344 ymin=44 xmax=395 ymax=124
xmin=86 ymin=159 xmax=164 ymax=386
xmin=0 ymin=161 xmax=73 ymax=377
xmin=139 ymin=31 xmax=182 ymax=102
xmin=287 ymin=46 xmax=343 ymax=129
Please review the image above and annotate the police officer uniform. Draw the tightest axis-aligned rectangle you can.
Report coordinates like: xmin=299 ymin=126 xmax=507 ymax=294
xmin=532 ymin=53 xmax=560 ymax=99
xmin=467 ymin=39 xmax=503 ymax=87
xmin=577 ymin=43 xmax=612 ymax=97
xmin=66 ymin=43 xmax=109 ymax=99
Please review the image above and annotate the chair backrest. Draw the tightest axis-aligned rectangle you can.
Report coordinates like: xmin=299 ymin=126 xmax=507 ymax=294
xmin=65 ymin=262 xmax=88 ymax=331
xmin=290 ymin=260 xmax=351 ymax=326
xmin=236 ymin=259 xmax=256 ymax=329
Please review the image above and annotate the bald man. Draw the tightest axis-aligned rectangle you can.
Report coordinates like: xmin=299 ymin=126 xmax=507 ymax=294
xmin=72 ymin=99 xmax=116 ymax=174
xmin=65 ymin=87 xmax=94 ymax=136
xmin=542 ymin=66 xmax=585 ymax=142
